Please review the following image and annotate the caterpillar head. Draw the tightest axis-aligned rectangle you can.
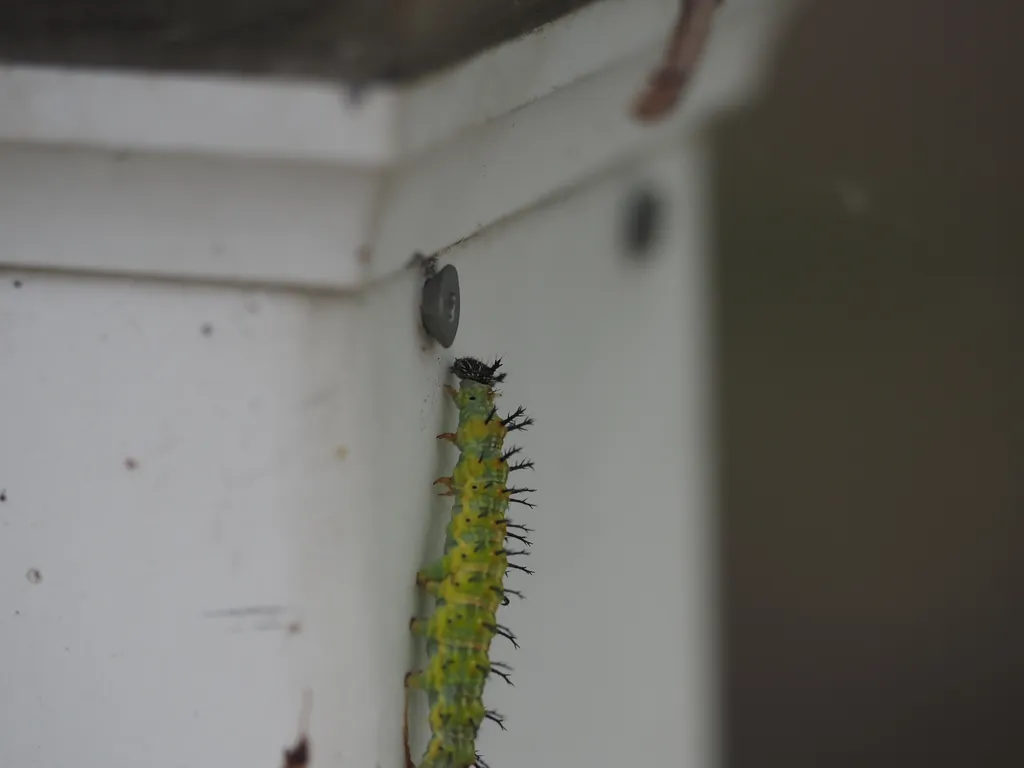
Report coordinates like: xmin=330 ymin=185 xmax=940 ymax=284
xmin=451 ymin=357 xmax=507 ymax=387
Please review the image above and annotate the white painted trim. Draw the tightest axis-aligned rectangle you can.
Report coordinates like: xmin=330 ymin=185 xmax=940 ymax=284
xmin=0 ymin=147 xmax=380 ymax=288
xmin=0 ymin=0 xmax=680 ymax=166
xmin=0 ymin=67 xmax=400 ymax=166
xmin=0 ymin=0 xmax=799 ymax=288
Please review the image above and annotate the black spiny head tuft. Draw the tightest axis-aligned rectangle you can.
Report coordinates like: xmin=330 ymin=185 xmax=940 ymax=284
xmin=451 ymin=357 xmax=507 ymax=386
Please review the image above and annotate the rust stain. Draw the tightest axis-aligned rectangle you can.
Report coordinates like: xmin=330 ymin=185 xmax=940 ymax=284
xmin=334 ymin=446 xmax=349 ymax=460
xmin=282 ymin=735 xmax=309 ymax=768
xmin=282 ymin=690 xmax=313 ymax=767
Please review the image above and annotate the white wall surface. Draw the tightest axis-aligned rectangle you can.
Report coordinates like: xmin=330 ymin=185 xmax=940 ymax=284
xmin=0 ymin=273 xmax=384 ymax=766
xmin=399 ymin=146 xmax=716 ymax=768
xmin=0 ymin=141 xmax=714 ymax=768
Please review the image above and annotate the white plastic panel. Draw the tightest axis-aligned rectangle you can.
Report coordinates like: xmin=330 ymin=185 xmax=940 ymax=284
xmin=0 ymin=139 xmax=712 ymax=768
xmin=0 ymin=0 xmax=799 ymax=291
xmin=0 ymin=275 xmax=386 ymax=767
xmin=370 ymin=143 xmax=716 ymax=768
xmin=0 ymin=145 xmax=378 ymax=288
xmin=0 ymin=0 xmax=682 ymax=165
xmin=0 ymin=66 xmax=399 ymax=166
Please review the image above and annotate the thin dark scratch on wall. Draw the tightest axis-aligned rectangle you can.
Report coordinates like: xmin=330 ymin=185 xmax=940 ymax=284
xmin=203 ymin=605 xmax=289 ymax=618
xmin=203 ymin=605 xmax=303 ymax=634
xmin=282 ymin=690 xmax=314 ymax=767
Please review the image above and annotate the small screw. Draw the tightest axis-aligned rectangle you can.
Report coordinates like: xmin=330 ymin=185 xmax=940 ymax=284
xmin=622 ymin=186 xmax=664 ymax=258
xmin=420 ymin=261 xmax=461 ymax=348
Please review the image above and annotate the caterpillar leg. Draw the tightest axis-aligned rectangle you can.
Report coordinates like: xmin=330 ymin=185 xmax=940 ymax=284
xmin=436 ymin=432 xmax=457 ymax=443
xmin=443 ymin=384 xmax=458 ymax=400
xmin=416 ymin=559 xmax=446 ymax=588
xmin=409 ymin=617 xmax=429 ymax=637
xmin=433 ymin=476 xmax=455 ymax=496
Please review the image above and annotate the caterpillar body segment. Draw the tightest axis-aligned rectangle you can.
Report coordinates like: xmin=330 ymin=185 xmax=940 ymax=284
xmin=407 ymin=357 xmax=535 ymax=768
xmin=433 ymin=451 xmax=510 ymax=497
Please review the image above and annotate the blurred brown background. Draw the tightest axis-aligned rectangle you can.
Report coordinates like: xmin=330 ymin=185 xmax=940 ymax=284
xmin=712 ymin=1 xmax=1023 ymax=765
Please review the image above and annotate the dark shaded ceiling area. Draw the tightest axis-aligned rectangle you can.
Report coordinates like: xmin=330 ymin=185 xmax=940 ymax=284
xmin=0 ymin=0 xmax=602 ymax=82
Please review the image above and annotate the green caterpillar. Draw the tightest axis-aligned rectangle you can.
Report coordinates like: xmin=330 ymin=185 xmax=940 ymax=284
xmin=405 ymin=357 xmax=536 ymax=768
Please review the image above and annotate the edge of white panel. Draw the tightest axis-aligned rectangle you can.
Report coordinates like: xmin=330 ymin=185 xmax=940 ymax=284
xmin=0 ymin=0 xmax=799 ymax=289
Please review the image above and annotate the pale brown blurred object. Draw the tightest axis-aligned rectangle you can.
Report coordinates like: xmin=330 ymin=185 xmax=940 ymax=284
xmin=632 ymin=0 xmax=723 ymax=122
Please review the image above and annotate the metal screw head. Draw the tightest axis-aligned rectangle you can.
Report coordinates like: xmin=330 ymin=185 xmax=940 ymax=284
xmin=622 ymin=186 xmax=664 ymax=258
xmin=420 ymin=263 xmax=461 ymax=348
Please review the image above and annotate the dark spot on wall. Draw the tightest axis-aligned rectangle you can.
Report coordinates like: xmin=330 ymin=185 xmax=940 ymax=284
xmin=287 ymin=621 xmax=302 ymax=635
xmin=200 ymin=322 xmax=214 ymax=336
xmin=0 ymin=489 xmax=6 ymax=502
xmin=124 ymin=457 xmax=138 ymax=470
xmin=26 ymin=568 xmax=42 ymax=584
xmin=12 ymin=279 xmax=22 ymax=288
xmin=282 ymin=735 xmax=309 ymax=768
xmin=621 ymin=186 xmax=664 ymax=258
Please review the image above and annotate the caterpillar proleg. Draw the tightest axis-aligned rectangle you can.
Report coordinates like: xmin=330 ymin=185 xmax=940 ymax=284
xmin=405 ymin=357 xmax=536 ymax=768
